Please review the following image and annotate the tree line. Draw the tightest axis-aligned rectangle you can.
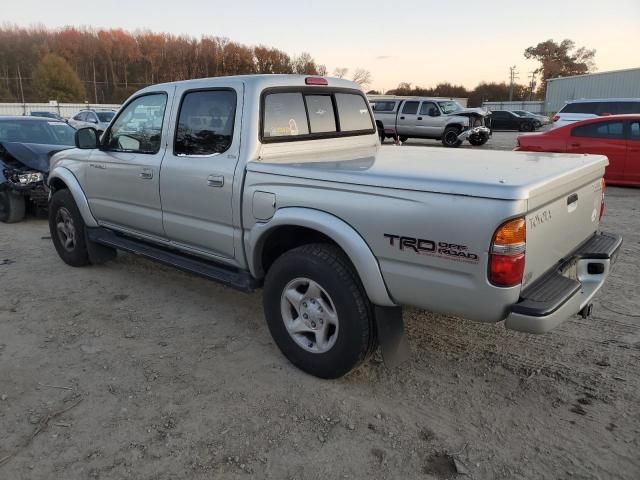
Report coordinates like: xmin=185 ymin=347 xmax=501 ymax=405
xmin=0 ymin=25 xmax=327 ymax=103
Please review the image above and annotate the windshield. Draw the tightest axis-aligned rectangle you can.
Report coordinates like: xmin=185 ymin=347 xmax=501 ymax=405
xmin=97 ymin=112 xmax=115 ymax=122
xmin=437 ymin=101 xmax=463 ymax=114
xmin=0 ymin=120 xmax=76 ymax=146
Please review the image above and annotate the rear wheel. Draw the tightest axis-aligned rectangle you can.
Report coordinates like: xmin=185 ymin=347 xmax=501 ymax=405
xmin=49 ymin=189 xmax=90 ymax=267
xmin=263 ymin=243 xmax=376 ymax=379
xmin=398 ymin=136 xmax=409 ymax=143
xmin=520 ymin=122 xmax=534 ymax=132
xmin=0 ymin=189 xmax=26 ymax=223
xmin=442 ymin=126 xmax=462 ymax=148
xmin=378 ymin=127 xmax=385 ymax=143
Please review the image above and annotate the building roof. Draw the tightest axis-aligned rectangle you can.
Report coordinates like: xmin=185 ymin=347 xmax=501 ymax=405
xmin=547 ymin=67 xmax=640 ymax=83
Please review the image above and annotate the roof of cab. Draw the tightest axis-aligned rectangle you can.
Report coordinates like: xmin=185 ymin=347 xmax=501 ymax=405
xmin=136 ymin=74 xmax=362 ymax=94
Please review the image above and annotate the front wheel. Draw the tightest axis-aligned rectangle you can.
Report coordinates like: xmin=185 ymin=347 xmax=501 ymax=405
xmin=520 ymin=122 xmax=534 ymax=132
xmin=468 ymin=135 xmax=489 ymax=146
xmin=442 ymin=127 xmax=462 ymax=148
xmin=49 ymin=189 xmax=90 ymax=267
xmin=0 ymin=189 xmax=26 ymax=223
xmin=263 ymin=244 xmax=376 ymax=379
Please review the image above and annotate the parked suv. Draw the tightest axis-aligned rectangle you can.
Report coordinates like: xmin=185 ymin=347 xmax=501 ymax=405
xmin=68 ymin=109 xmax=116 ymax=132
xmin=552 ymin=98 xmax=640 ymax=129
xmin=370 ymin=96 xmax=491 ymax=147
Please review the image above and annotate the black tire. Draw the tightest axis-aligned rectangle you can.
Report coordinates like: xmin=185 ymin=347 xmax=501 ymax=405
xmin=398 ymin=136 xmax=409 ymax=143
xmin=263 ymin=243 xmax=376 ymax=379
xmin=378 ymin=127 xmax=385 ymax=143
xmin=49 ymin=189 xmax=90 ymax=267
xmin=442 ymin=126 xmax=462 ymax=148
xmin=0 ymin=189 xmax=26 ymax=223
xmin=520 ymin=122 xmax=534 ymax=132
xmin=468 ymin=135 xmax=489 ymax=146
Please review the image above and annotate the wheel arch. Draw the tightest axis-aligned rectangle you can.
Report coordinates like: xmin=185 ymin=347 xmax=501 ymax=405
xmin=48 ymin=167 xmax=98 ymax=227
xmin=247 ymin=207 xmax=396 ymax=307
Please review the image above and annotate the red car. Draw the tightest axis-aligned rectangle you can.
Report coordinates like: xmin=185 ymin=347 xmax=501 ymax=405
xmin=516 ymin=115 xmax=640 ymax=186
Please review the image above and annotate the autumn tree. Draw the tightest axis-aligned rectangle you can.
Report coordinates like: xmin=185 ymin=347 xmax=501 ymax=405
xmin=524 ymin=39 xmax=596 ymax=96
xmin=32 ymin=54 xmax=86 ymax=102
xmin=332 ymin=67 xmax=349 ymax=79
xmin=292 ymin=52 xmax=318 ymax=75
xmin=352 ymin=68 xmax=372 ymax=88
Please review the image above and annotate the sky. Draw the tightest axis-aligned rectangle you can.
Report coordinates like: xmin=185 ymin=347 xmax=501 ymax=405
xmin=2 ymin=0 xmax=639 ymax=91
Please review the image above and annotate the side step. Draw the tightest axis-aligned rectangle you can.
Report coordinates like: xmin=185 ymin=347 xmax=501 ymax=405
xmin=87 ymin=228 xmax=259 ymax=293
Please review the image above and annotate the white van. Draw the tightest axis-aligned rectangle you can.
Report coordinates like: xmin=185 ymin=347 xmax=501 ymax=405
xmin=552 ymin=98 xmax=640 ymax=129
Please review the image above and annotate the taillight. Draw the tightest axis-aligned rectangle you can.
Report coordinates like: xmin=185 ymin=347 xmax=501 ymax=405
xmin=552 ymin=115 xmax=560 ymax=122
xmin=489 ymin=217 xmax=526 ymax=287
xmin=599 ymin=178 xmax=606 ymax=220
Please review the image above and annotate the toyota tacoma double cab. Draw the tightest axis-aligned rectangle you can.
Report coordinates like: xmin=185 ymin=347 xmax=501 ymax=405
xmin=47 ymin=75 xmax=621 ymax=378
xmin=370 ymin=95 xmax=491 ymax=147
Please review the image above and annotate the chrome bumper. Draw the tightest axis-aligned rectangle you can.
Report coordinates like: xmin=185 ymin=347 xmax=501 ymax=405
xmin=457 ymin=126 xmax=491 ymax=141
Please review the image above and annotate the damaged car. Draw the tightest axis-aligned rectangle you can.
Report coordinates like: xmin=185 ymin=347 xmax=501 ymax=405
xmin=0 ymin=116 xmax=75 ymax=223
xmin=370 ymin=96 xmax=491 ymax=147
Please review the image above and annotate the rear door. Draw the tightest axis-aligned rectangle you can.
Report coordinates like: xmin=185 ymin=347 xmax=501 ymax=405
xmin=490 ymin=111 xmax=508 ymax=129
xmin=159 ymin=82 xmax=243 ymax=259
xmin=626 ymin=120 xmax=640 ymax=184
xmin=568 ymin=120 xmax=627 ymax=182
xmin=396 ymin=101 xmax=420 ymax=136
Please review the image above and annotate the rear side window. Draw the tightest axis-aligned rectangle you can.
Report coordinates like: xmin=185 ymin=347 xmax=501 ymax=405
xmin=561 ymin=102 xmax=598 ymax=114
xmin=572 ymin=121 xmax=625 ymax=139
xmin=263 ymin=93 xmax=310 ymax=138
xmin=175 ymin=89 xmax=236 ymax=156
xmin=305 ymin=95 xmax=336 ymax=133
xmin=372 ymin=101 xmax=396 ymax=112
xmin=335 ymin=93 xmax=372 ymax=132
xmin=262 ymin=89 xmax=374 ymax=141
xmin=401 ymin=101 xmax=419 ymax=115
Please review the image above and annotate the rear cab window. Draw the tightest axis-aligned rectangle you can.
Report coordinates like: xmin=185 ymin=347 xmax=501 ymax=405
xmin=261 ymin=88 xmax=374 ymax=141
xmin=371 ymin=101 xmax=397 ymax=112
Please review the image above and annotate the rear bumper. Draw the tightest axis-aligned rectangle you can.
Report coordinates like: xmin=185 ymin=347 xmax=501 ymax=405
xmin=505 ymin=231 xmax=622 ymax=334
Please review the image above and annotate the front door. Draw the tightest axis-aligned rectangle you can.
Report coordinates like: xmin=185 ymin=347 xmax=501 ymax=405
xmin=159 ymin=83 xmax=243 ymax=259
xmin=568 ymin=120 xmax=627 ymax=182
xmin=415 ymin=101 xmax=446 ymax=137
xmin=396 ymin=101 xmax=420 ymax=136
xmin=85 ymin=89 xmax=173 ymax=237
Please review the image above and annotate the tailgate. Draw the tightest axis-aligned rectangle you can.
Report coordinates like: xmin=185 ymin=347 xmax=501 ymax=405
xmin=523 ymin=175 xmax=604 ymax=287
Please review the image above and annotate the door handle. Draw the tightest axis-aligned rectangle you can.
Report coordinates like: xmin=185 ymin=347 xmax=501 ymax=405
xmin=417 ymin=117 xmax=423 ymax=120
xmin=139 ymin=168 xmax=153 ymax=179
xmin=207 ymin=175 xmax=224 ymax=187
xmin=400 ymin=116 xmax=405 ymax=120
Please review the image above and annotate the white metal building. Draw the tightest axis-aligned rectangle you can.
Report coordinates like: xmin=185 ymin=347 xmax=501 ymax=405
xmin=545 ymin=67 xmax=640 ymax=113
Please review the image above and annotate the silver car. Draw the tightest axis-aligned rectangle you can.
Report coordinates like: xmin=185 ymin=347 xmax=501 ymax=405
xmin=67 ymin=110 xmax=116 ymax=132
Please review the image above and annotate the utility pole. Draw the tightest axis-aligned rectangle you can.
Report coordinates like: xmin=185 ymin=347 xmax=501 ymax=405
xmin=92 ymin=59 xmax=98 ymax=104
xmin=17 ymin=64 xmax=26 ymax=113
xmin=528 ymin=71 xmax=536 ymax=101
xmin=508 ymin=65 xmax=519 ymax=102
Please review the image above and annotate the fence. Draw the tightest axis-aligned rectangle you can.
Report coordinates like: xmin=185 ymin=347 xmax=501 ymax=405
xmin=482 ymin=101 xmax=545 ymax=114
xmin=0 ymin=102 xmax=121 ymax=118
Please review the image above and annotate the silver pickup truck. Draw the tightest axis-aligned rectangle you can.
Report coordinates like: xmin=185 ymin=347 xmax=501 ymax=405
xmin=47 ymin=75 xmax=621 ymax=379
xmin=370 ymin=95 xmax=491 ymax=147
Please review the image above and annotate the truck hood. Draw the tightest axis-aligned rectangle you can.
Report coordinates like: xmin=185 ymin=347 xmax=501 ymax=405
xmin=0 ymin=141 xmax=73 ymax=172
xmin=249 ymin=145 xmax=607 ymax=201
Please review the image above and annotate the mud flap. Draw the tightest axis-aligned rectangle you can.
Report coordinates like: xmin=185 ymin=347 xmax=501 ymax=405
xmin=374 ymin=306 xmax=410 ymax=368
xmin=85 ymin=228 xmax=117 ymax=265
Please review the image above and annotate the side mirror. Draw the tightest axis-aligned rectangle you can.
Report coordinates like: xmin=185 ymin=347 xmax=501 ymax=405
xmin=75 ymin=127 xmax=99 ymax=149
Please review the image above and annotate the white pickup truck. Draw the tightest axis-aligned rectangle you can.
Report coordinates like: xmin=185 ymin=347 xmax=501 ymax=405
xmin=47 ymin=75 xmax=621 ymax=378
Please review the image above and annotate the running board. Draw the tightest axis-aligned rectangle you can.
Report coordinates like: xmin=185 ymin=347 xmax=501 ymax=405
xmin=86 ymin=228 xmax=259 ymax=293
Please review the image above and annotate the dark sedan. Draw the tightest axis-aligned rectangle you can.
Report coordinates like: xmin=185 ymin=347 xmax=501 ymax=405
xmin=489 ymin=110 xmax=539 ymax=132
xmin=0 ymin=116 xmax=75 ymax=223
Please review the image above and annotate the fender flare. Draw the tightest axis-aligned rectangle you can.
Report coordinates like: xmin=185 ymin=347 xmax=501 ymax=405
xmin=247 ymin=207 xmax=396 ymax=307
xmin=48 ymin=167 xmax=98 ymax=227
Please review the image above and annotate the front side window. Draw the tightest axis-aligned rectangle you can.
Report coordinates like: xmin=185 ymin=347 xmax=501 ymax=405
xmin=104 ymin=93 xmax=167 ymax=153
xmin=572 ymin=121 xmax=625 ymax=139
xmin=175 ymin=90 xmax=236 ymax=156
xmin=402 ymin=101 xmax=419 ymax=115
xmin=335 ymin=93 xmax=373 ymax=132
xmin=420 ymin=102 xmax=439 ymax=116
xmin=263 ymin=93 xmax=310 ymax=138
xmin=630 ymin=121 xmax=640 ymax=140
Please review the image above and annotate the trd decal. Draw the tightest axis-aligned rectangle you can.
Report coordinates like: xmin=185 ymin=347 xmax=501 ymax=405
xmin=384 ymin=234 xmax=480 ymax=264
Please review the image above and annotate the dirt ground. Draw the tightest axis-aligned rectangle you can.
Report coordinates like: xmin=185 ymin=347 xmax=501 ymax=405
xmin=1 ymin=185 xmax=639 ymax=480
